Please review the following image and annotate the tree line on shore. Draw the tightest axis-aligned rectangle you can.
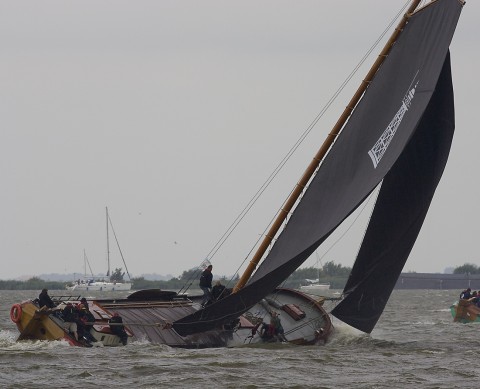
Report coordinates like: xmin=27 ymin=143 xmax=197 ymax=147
xmin=1 ymin=261 xmax=476 ymax=291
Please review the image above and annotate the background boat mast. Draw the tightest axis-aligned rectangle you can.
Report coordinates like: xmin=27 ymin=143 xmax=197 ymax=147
xmin=233 ymin=0 xmax=422 ymax=293
xmin=106 ymin=206 xmax=111 ymax=277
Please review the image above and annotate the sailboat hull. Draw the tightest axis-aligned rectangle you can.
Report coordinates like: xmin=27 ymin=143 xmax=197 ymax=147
xmin=299 ymin=283 xmax=331 ymax=293
xmin=10 ymin=288 xmax=332 ymax=348
xmin=66 ymin=282 xmax=132 ymax=292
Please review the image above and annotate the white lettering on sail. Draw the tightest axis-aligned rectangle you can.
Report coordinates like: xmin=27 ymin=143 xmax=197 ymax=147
xmin=368 ymin=76 xmax=419 ymax=169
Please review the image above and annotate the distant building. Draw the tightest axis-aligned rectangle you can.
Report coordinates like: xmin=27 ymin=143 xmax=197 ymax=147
xmin=395 ymin=273 xmax=480 ymax=290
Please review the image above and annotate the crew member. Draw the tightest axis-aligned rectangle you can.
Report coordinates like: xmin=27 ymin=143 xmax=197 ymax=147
xmin=199 ymin=265 xmax=213 ymax=306
xmin=38 ymin=288 xmax=55 ymax=309
xmin=109 ymin=312 xmax=128 ymax=346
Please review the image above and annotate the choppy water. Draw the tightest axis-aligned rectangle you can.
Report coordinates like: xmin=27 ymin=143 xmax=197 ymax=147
xmin=1 ymin=289 xmax=477 ymax=388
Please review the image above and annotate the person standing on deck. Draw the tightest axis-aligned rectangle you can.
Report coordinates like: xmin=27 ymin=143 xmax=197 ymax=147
xmin=199 ymin=265 xmax=213 ymax=307
xmin=38 ymin=289 xmax=55 ymax=309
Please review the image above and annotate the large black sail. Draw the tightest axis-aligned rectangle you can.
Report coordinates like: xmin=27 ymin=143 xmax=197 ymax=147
xmin=173 ymin=0 xmax=463 ymax=337
xmin=331 ymin=51 xmax=455 ymax=333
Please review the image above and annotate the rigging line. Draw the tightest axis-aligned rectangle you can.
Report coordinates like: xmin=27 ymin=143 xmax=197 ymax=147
xmin=91 ymin=321 xmax=167 ymax=328
xmin=84 ymin=250 xmax=95 ymax=277
xmin=174 ymin=303 xmax=258 ymax=328
xmin=107 ymin=213 xmax=132 ymax=282
xmin=243 ymin=312 xmax=323 ymax=339
xmin=282 ymin=316 xmax=325 ymax=336
xmin=204 ymin=2 xmax=409 ymax=270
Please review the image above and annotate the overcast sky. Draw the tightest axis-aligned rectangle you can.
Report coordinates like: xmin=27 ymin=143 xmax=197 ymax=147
xmin=1 ymin=1 xmax=478 ymax=280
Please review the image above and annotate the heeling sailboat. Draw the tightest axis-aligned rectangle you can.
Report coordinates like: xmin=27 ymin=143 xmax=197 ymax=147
xmin=173 ymin=0 xmax=465 ymax=337
xmin=67 ymin=207 xmax=132 ymax=292
xmin=11 ymin=0 xmax=465 ymax=348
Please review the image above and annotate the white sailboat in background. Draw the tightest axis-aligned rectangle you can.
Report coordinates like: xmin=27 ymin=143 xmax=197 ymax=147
xmin=299 ymin=282 xmax=330 ymax=294
xmin=66 ymin=207 xmax=132 ymax=292
xmin=299 ymin=251 xmax=330 ymax=294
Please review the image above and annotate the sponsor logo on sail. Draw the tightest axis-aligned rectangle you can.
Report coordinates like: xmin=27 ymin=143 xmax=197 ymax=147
xmin=368 ymin=74 xmax=419 ymax=168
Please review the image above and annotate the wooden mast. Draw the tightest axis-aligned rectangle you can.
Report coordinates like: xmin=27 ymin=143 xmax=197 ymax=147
xmin=233 ymin=0 xmax=422 ymax=293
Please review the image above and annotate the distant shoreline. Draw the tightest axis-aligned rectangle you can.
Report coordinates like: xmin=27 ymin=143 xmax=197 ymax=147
xmin=395 ymin=273 xmax=480 ymax=290
xmin=2 ymin=272 xmax=479 ymax=291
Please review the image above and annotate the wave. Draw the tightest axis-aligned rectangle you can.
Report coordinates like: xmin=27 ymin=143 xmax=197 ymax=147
xmin=0 ymin=330 xmax=71 ymax=350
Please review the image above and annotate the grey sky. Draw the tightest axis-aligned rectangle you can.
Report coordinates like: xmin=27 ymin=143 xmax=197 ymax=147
xmin=1 ymin=1 xmax=478 ymax=280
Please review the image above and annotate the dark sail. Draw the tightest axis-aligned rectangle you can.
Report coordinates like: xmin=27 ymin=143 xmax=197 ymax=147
xmin=331 ymin=51 xmax=455 ymax=333
xmin=173 ymin=0 xmax=463 ymax=337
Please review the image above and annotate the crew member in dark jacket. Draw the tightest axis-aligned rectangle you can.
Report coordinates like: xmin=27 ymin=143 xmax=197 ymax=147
xmin=109 ymin=312 xmax=128 ymax=345
xmin=38 ymin=288 xmax=55 ymax=309
xmin=78 ymin=304 xmax=97 ymax=343
xmin=199 ymin=265 xmax=213 ymax=306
